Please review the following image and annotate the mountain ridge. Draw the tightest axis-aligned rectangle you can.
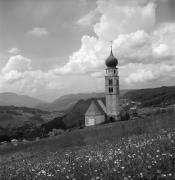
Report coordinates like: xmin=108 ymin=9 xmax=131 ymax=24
xmin=37 ymin=90 xmax=130 ymax=111
xmin=0 ymin=92 xmax=46 ymax=108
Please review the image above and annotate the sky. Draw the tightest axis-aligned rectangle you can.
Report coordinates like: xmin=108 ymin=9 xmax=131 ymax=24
xmin=0 ymin=0 xmax=175 ymax=102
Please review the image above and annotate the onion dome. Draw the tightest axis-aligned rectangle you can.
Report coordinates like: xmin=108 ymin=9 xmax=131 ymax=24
xmin=105 ymin=49 xmax=118 ymax=67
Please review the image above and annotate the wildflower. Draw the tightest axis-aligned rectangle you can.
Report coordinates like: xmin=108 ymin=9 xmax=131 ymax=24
xmin=41 ymin=170 xmax=46 ymax=175
xmin=157 ymin=170 xmax=161 ymax=174
xmin=123 ymin=177 xmax=128 ymax=180
xmin=147 ymin=165 xmax=151 ymax=169
xmin=140 ymin=173 xmax=143 ymax=178
xmin=109 ymin=156 xmax=112 ymax=160
xmin=112 ymin=167 xmax=116 ymax=172
xmin=161 ymin=174 xmax=166 ymax=178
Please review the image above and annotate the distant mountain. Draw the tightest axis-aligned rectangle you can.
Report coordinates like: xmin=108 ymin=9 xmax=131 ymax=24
xmin=0 ymin=101 xmax=10 ymax=106
xmin=0 ymin=92 xmax=46 ymax=108
xmin=123 ymin=86 xmax=175 ymax=107
xmin=37 ymin=90 xmax=129 ymax=112
xmin=37 ymin=92 xmax=104 ymax=111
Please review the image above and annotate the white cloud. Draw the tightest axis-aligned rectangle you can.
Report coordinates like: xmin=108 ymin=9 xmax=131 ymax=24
xmin=57 ymin=0 xmax=157 ymax=76
xmin=54 ymin=35 xmax=108 ymax=75
xmin=8 ymin=48 xmax=21 ymax=54
xmin=2 ymin=55 xmax=32 ymax=74
xmin=125 ymin=63 xmax=175 ymax=84
xmin=76 ymin=10 xmax=99 ymax=26
xmin=3 ymin=70 xmax=23 ymax=83
xmin=1 ymin=0 xmax=175 ymax=99
xmin=114 ymin=30 xmax=152 ymax=64
xmin=94 ymin=1 xmax=156 ymax=40
xmin=152 ymin=43 xmax=171 ymax=58
xmin=125 ymin=68 xmax=155 ymax=83
xmin=55 ymin=0 xmax=175 ymax=91
xmin=28 ymin=27 xmax=49 ymax=37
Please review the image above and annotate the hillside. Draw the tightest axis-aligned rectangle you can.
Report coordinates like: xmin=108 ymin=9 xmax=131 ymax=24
xmin=123 ymin=86 xmax=175 ymax=107
xmin=41 ymin=98 xmax=98 ymax=132
xmin=1 ymin=111 xmax=175 ymax=178
xmin=0 ymin=92 xmax=46 ymax=108
xmin=0 ymin=106 xmax=53 ymax=128
xmin=37 ymin=90 xmax=129 ymax=111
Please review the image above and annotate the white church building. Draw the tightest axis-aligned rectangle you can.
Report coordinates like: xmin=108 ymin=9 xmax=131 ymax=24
xmin=85 ymin=47 xmax=120 ymax=127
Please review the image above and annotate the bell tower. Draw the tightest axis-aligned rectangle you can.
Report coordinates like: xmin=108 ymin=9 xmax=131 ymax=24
xmin=105 ymin=43 xmax=120 ymax=121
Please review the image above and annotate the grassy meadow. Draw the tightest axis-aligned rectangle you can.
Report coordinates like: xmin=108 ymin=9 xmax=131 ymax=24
xmin=0 ymin=128 xmax=175 ymax=179
xmin=0 ymin=111 xmax=175 ymax=179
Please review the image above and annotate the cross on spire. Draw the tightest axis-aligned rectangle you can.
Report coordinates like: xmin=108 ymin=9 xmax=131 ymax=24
xmin=110 ymin=40 xmax=113 ymax=50
xmin=110 ymin=40 xmax=113 ymax=54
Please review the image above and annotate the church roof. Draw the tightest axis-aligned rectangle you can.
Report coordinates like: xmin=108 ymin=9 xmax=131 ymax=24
xmin=105 ymin=49 xmax=118 ymax=67
xmin=85 ymin=100 xmax=106 ymax=116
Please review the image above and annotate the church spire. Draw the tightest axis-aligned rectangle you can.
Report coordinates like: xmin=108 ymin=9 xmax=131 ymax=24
xmin=105 ymin=40 xmax=118 ymax=67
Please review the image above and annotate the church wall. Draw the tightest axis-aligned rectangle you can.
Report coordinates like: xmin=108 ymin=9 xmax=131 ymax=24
xmin=85 ymin=115 xmax=105 ymax=127
xmin=85 ymin=116 xmax=95 ymax=126
xmin=95 ymin=115 xmax=105 ymax=125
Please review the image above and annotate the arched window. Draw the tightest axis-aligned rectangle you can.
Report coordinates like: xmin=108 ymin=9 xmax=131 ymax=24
xmin=109 ymin=79 xmax=113 ymax=85
xmin=109 ymin=87 xmax=113 ymax=93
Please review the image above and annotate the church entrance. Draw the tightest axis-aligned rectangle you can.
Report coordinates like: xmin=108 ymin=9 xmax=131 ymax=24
xmin=109 ymin=116 xmax=115 ymax=122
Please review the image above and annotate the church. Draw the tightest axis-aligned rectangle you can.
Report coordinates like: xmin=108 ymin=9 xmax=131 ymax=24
xmin=85 ymin=46 xmax=120 ymax=127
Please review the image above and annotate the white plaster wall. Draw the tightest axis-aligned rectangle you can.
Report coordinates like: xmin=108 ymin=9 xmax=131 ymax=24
xmin=85 ymin=116 xmax=95 ymax=126
xmin=85 ymin=115 xmax=105 ymax=126
xmin=95 ymin=115 xmax=105 ymax=125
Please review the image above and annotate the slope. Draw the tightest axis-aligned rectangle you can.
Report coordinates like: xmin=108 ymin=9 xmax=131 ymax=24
xmin=123 ymin=86 xmax=175 ymax=107
xmin=37 ymin=90 xmax=129 ymax=111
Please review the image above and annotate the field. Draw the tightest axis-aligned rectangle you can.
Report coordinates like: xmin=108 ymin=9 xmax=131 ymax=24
xmin=0 ymin=127 xmax=175 ymax=180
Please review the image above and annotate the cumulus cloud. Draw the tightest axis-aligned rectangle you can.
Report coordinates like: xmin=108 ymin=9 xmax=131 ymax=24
xmin=114 ymin=30 xmax=152 ymax=64
xmin=0 ymin=53 xmax=104 ymax=100
xmin=8 ymin=48 xmax=21 ymax=54
xmin=125 ymin=63 xmax=175 ymax=84
xmin=54 ymin=36 xmax=108 ymax=75
xmin=57 ymin=0 xmax=175 ymax=89
xmin=2 ymin=55 xmax=32 ymax=74
xmin=3 ymin=70 xmax=23 ymax=84
xmin=0 ymin=55 xmax=32 ymax=86
xmin=76 ymin=10 xmax=99 ymax=26
xmin=28 ymin=27 xmax=49 ymax=37
xmin=57 ymin=0 xmax=157 ymax=76
xmin=152 ymin=43 xmax=171 ymax=58
xmin=1 ymin=0 xmax=175 ymax=98
xmin=94 ymin=1 xmax=156 ymax=40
